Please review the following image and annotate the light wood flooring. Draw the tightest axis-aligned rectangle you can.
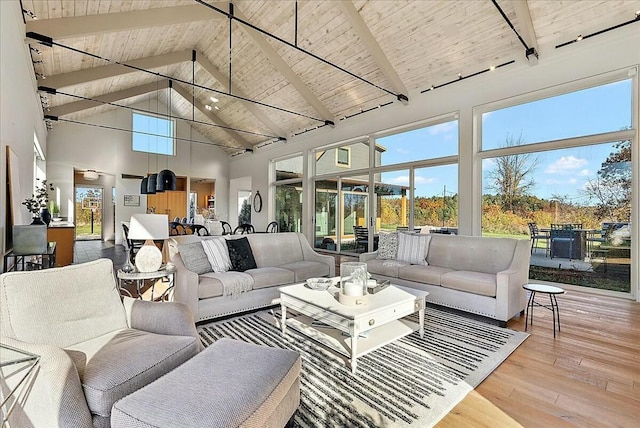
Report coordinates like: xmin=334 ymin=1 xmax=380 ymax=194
xmin=438 ymin=290 xmax=640 ymax=427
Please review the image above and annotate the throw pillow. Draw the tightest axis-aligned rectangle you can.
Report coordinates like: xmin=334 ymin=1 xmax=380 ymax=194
xmin=396 ymin=233 xmax=431 ymax=265
xmin=201 ymin=238 xmax=232 ymax=273
xmin=178 ymin=242 xmax=212 ymax=275
xmin=376 ymin=232 xmax=398 ymax=260
xmin=226 ymin=237 xmax=258 ymax=272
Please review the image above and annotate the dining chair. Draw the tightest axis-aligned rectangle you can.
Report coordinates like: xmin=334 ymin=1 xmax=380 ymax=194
xmin=234 ymin=223 xmax=255 ymax=234
xmin=220 ymin=221 xmax=233 ymax=235
xmin=527 ymin=222 xmax=550 ymax=256
xmin=169 ymin=221 xmax=187 ymax=235
xmin=190 ymin=224 xmax=210 ymax=236
xmin=266 ymin=221 xmax=279 ymax=233
xmin=122 ymin=223 xmax=144 ymax=263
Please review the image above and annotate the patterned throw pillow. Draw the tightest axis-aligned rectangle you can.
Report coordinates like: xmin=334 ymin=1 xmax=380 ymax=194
xmin=396 ymin=233 xmax=431 ymax=265
xmin=376 ymin=232 xmax=398 ymax=260
xmin=178 ymin=242 xmax=212 ymax=274
xmin=226 ymin=237 xmax=258 ymax=272
xmin=201 ymin=238 xmax=232 ymax=273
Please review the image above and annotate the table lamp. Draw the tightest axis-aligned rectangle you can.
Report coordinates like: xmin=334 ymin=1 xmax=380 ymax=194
xmin=128 ymin=214 xmax=169 ymax=272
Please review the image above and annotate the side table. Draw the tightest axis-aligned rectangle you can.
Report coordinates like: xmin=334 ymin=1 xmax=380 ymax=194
xmin=3 ymin=242 xmax=57 ymax=272
xmin=523 ymin=283 xmax=565 ymax=338
xmin=117 ymin=265 xmax=177 ymax=301
xmin=1 ymin=344 xmax=40 ymax=425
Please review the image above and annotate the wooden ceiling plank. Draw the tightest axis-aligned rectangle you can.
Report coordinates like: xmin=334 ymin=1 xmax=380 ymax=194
xmin=196 ymin=52 xmax=286 ymax=136
xmin=172 ymin=83 xmax=254 ymax=150
xmin=233 ymin=8 xmax=334 ymax=122
xmin=47 ymin=79 xmax=170 ymax=117
xmin=25 ymin=4 xmax=224 ymax=40
xmin=336 ymin=1 xmax=408 ymax=97
xmin=41 ymin=50 xmax=192 ymax=89
xmin=511 ymin=0 xmax=540 ymax=58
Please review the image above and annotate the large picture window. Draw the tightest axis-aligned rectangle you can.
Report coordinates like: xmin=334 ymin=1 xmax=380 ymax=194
xmin=132 ymin=112 xmax=175 ymax=155
xmin=273 ymin=154 xmax=303 ymax=233
xmin=479 ymin=75 xmax=633 ymax=295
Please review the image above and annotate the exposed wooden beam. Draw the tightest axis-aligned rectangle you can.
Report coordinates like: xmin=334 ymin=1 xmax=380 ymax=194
xmin=25 ymin=5 xmax=224 ymax=40
xmin=511 ymin=0 xmax=539 ymax=62
xmin=196 ymin=52 xmax=286 ymax=136
xmin=337 ymin=1 xmax=408 ymax=98
xmin=172 ymin=83 xmax=253 ymax=150
xmin=233 ymin=8 xmax=334 ymax=122
xmin=47 ymin=80 xmax=170 ymax=117
xmin=41 ymin=50 xmax=192 ymax=89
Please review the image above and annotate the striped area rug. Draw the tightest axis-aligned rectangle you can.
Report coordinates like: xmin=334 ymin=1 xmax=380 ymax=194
xmin=198 ymin=306 xmax=528 ymax=428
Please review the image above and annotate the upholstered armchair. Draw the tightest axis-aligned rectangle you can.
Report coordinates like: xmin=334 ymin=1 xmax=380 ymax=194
xmin=0 ymin=259 xmax=201 ymax=428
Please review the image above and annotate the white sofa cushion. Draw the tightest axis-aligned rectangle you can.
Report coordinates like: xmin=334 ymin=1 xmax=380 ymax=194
xmin=246 ymin=267 xmax=295 ymax=290
xmin=396 ymin=233 xmax=431 ymax=265
xmin=398 ymin=264 xmax=454 ymax=286
xmin=247 ymin=233 xmax=305 ymax=267
xmin=202 ymin=238 xmax=232 ymax=273
xmin=427 ymin=235 xmax=517 ymax=274
xmin=441 ymin=271 xmax=497 ymax=297
xmin=365 ymin=259 xmax=410 ymax=278
xmin=279 ymin=261 xmax=330 ymax=282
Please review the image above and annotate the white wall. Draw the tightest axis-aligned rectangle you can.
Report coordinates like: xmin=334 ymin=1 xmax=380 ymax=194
xmin=230 ymin=23 xmax=640 ymax=297
xmin=0 ymin=0 xmax=49 ymax=269
xmin=46 ymin=100 xmax=231 ymax=245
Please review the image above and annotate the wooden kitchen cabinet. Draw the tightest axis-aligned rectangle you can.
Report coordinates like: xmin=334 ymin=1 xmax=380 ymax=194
xmin=147 ymin=191 xmax=187 ymax=219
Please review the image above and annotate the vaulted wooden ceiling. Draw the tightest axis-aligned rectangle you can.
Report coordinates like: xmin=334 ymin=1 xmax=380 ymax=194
xmin=23 ymin=0 xmax=640 ymax=154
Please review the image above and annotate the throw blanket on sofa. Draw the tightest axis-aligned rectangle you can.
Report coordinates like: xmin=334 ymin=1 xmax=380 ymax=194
xmin=219 ymin=272 xmax=253 ymax=298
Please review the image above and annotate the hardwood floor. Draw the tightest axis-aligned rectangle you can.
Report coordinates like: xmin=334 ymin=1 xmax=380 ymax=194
xmin=438 ymin=290 xmax=640 ymax=427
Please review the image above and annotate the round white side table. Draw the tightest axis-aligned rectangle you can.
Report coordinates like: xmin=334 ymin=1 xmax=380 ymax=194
xmin=523 ymin=283 xmax=565 ymax=338
xmin=117 ymin=265 xmax=177 ymax=301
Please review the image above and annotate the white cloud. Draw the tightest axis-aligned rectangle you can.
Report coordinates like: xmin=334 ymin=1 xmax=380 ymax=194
xmin=396 ymin=148 xmax=410 ymax=155
xmin=578 ymin=169 xmax=591 ymax=176
xmin=544 ymin=156 xmax=588 ymax=174
xmin=428 ymin=122 xmax=456 ymax=136
xmin=386 ymin=175 xmax=436 ymax=185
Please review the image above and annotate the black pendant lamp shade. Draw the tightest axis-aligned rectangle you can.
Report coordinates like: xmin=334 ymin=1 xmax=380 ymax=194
xmin=140 ymin=177 xmax=149 ymax=195
xmin=157 ymin=169 xmax=177 ymax=191
xmin=147 ymin=174 xmax=158 ymax=194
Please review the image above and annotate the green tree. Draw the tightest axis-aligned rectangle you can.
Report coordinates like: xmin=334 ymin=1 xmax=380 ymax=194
xmin=583 ymin=139 xmax=631 ymax=221
xmin=486 ymin=134 xmax=539 ymax=213
xmin=238 ymin=198 xmax=251 ymax=225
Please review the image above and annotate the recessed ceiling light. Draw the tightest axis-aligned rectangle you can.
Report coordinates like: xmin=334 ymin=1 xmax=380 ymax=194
xmin=576 ymin=34 xmax=583 ymax=41
xmin=210 ymin=96 xmax=219 ymax=103
xmin=205 ymin=104 xmax=212 ymax=111
xmin=214 ymin=106 xmax=220 ymax=110
xmin=489 ymin=65 xmax=496 ymax=71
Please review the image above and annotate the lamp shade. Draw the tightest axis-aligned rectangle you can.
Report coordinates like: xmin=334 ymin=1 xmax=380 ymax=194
xmin=128 ymin=214 xmax=169 ymax=272
xmin=156 ymin=169 xmax=177 ymax=191
xmin=140 ymin=177 xmax=149 ymax=194
xmin=147 ymin=174 xmax=158 ymax=194
xmin=128 ymin=214 xmax=169 ymax=241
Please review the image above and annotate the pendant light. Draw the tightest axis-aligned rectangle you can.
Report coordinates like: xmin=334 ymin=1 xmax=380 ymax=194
xmin=140 ymin=177 xmax=149 ymax=194
xmin=157 ymin=80 xmax=177 ymax=191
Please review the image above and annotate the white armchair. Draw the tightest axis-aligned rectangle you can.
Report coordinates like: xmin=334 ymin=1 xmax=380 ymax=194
xmin=0 ymin=259 xmax=201 ymax=428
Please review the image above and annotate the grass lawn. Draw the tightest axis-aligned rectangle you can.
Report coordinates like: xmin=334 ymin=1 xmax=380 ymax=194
xmin=76 ymin=224 xmax=102 ymax=236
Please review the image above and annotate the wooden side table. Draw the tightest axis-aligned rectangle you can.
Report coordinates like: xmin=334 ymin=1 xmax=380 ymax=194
xmin=523 ymin=283 xmax=565 ymax=338
xmin=117 ymin=265 xmax=177 ymax=301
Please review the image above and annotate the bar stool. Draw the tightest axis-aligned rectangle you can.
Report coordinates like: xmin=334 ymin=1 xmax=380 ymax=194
xmin=523 ymin=283 xmax=565 ymax=338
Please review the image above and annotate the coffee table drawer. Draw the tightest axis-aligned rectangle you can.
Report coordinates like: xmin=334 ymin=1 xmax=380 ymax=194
xmin=353 ymin=299 xmax=417 ymax=331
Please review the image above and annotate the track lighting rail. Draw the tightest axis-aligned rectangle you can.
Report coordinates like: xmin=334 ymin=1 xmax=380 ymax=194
xmin=193 ymin=0 xmax=408 ymax=103
xmin=26 ymin=31 xmax=326 ymax=124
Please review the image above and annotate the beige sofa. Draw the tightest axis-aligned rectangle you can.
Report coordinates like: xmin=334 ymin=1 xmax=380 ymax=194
xmin=171 ymin=232 xmax=335 ymax=322
xmin=360 ymin=234 xmax=531 ymax=326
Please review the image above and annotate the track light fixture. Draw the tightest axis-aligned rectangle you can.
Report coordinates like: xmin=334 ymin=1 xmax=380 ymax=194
xmin=556 ymin=10 xmax=640 ymax=48
xmin=420 ymin=60 xmax=515 ymax=94
xmin=35 ymin=73 xmax=45 ymax=80
xmin=30 ymin=46 xmax=41 ymax=55
xmin=22 ymin=9 xmax=37 ymax=19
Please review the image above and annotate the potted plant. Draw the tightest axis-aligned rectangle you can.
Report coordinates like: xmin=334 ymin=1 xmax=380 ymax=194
xmin=50 ymin=200 xmax=60 ymax=219
xmin=22 ymin=179 xmax=54 ymax=225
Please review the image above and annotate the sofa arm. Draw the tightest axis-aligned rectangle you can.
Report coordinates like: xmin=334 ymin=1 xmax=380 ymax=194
xmin=0 ymin=336 xmax=93 ymax=428
xmin=296 ymin=233 xmax=336 ymax=277
xmin=122 ymin=298 xmax=202 ymax=351
xmin=495 ymin=240 xmax=531 ymax=321
xmin=170 ymin=253 xmax=200 ymax=321
xmin=359 ymin=251 xmax=378 ymax=262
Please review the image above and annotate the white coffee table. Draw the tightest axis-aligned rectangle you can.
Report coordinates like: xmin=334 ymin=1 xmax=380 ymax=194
xmin=279 ymin=282 xmax=428 ymax=373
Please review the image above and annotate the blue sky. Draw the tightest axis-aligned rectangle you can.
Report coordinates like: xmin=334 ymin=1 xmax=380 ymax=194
xmin=377 ymin=78 xmax=632 ymax=202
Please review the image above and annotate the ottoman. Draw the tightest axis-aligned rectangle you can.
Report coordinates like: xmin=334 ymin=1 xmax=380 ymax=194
xmin=111 ymin=338 xmax=301 ymax=428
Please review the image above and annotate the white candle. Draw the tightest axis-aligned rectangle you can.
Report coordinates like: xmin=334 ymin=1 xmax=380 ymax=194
xmin=343 ymin=280 xmax=364 ymax=296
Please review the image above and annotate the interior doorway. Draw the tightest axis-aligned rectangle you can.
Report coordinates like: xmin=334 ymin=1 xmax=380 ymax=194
xmin=75 ymin=186 xmax=103 ymax=241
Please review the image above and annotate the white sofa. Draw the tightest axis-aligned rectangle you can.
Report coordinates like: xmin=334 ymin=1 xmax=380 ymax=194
xmin=360 ymin=234 xmax=531 ymax=326
xmin=171 ymin=232 xmax=335 ymax=322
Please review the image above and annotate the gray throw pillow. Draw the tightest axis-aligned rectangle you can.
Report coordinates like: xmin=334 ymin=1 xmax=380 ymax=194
xmin=178 ymin=242 xmax=212 ymax=274
xmin=376 ymin=232 xmax=398 ymax=260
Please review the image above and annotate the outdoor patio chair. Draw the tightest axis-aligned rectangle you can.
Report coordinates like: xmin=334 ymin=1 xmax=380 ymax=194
xmin=527 ymin=222 xmax=550 ymax=256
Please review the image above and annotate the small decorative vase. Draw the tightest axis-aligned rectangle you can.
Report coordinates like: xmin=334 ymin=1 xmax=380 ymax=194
xmin=30 ymin=216 xmax=45 ymax=225
xmin=121 ymin=247 xmax=135 ymax=273
xmin=40 ymin=208 xmax=52 ymax=226
xmin=340 ymin=262 xmax=369 ymax=297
